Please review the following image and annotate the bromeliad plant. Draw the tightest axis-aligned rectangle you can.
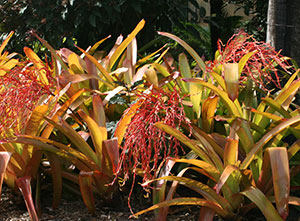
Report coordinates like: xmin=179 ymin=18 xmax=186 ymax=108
xmin=0 ymin=33 xmax=57 ymax=220
xmin=131 ymin=32 xmax=300 ymax=220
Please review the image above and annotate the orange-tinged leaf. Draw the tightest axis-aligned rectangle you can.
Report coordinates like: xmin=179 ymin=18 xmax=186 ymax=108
xmin=0 ymin=152 xmax=11 ymax=198
xmin=78 ymin=110 xmax=107 ymax=168
xmin=241 ymin=115 xmax=300 ymax=169
xmin=0 ymin=31 xmax=14 ymax=55
xmin=22 ymin=104 xmax=48 ymax=163
xmin=0 ymin=59 xmax=19 ymax=76
xmin=67 ymin=53 xmax=85 ymax=74
xmin=202 ymin=95 xmax=219 ymax=133
xmin=224 ymin=63 xmax=239 ymax=101
xmin=238 ymin=51 xmax=257 ymax=75
xmin=241 ymin=186 xmax=282 ymax=220
xmin=79 ymin=171 xmax=95 ymax=214
xmin=133 ymin=197 xmax=230 ymax=218
xmin=288 ymin=139 xmax=300 ymax=160
xmin=224 ymin=138 xmax=238 ymax=166
xmin=114 ymin=99 xmax=143 ymax=145
xmin=75 ymin=45 xmax=114 ymax=86
xmin=110 ymin=19 xmax=145 ymax=70
xmin=216 ymin=165 xmax=239 ymax=194
xmin=46 ymin=117 xmax=98 ymax=164
xmin=89 ymin=35 xmax=111 ymax=55
xmin=268 ymin=147 xmax=290 ymax=219
xmin=24 ymin=47 xmax=49 ymax=85
xmin=102 ymin=138 xmax=119 ymax=174
xmin=158 ymin=32 xmax=206 ymax=72
xmin=92 ymin=94 xmax=106 ymax=128
xmin=142 ymin=176 xmax=233 ymax=212
xmin=16 ymin=176 xmax=39 ymax=221
xmin=42 ymin=89 xmax=85 ymax=139
xmin=14 ymin=135 xmax=98 ymax=171
xmin=173 ymin=159 xmax=220 ymax=180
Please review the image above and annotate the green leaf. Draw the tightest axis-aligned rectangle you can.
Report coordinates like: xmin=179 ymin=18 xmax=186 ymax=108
xmin=154 ymin=122 xmax=215 ymax=166
xmin=241 ymin=186 xmax=282 ymax=220
xmin=133 ymin=197 xmax=229 ymax=218
xmin=241 ymin=115 xmax=300 ymax=169
xmin=183 ymin=78 xmax=242 ymax=117
xmin=158 ymin=32 xmax=206 ymax=72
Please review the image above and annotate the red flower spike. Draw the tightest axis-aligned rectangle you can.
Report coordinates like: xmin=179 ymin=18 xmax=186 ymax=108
xmin=0 ymin=61 xmax=55 ymax=139
xmin=16 ymin=176 xmax=39 ymax=221
xmin=115 ymin=88 xmax=191 ymax=212
xmin=206 ymin=31 xmax=293 ymax=90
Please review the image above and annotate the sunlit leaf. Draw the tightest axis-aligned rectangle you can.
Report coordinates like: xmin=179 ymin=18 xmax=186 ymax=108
xmin=110 ymin=19 xmax=145 ymax=70
xmin=241 ymin=186 xmax=282 ymax=220
xmin=158 ymin=32 xmax=206 ymax=72
xmin=268 ymin=148 xmax=289 ymax=219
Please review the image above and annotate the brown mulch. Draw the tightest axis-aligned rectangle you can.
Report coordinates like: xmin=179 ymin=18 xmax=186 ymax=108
xmin=0 ymin=184 xmax=198 ymax=221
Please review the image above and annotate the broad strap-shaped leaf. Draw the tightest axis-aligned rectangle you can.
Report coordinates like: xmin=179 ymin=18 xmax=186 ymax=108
xmin=261 ymin=97 xmax=291 ymax=119
xmin=89 ymin=35 xmax=111 ymax=55
xmin=241 ymin=186 xmax=282 ymax=220
xmin=183 ymin=78 xmax=242 ymax=117
xmin=142 ymin=176 xmax=233 ymax=212
xmin=173 ymin=159 xmax=220 ymax=181
xmin=102 ymin=138 xmax=119 ymax=175
xmin=22 ymin=104 xmax=49 ymax=164
xmin=114 ymin=99 xmax=143 ymax=145
xmin=92 ymin=94 xmax=106 ymax=128
xmin=24 ymin=47 xmax=49 ymax=85
xmin=216 ymin=165 xmax=239 ymax=194
xmin=133 ymin=197 xmax=230 ymax=218
xmin=223 ymin=63 xmax=239 ymax=101
xmin=32 ymin=32 xmax=69 ymax=71
xmin=46 ymin=152 xmax=62 ymax=209
xmin=268 ymin=147 xmax=290 ymax=219
xmin=154 ymin=122 xmax=215 ymax=166
xmin=0 ymin=152 xmax=11 ymax=199
xmin=79 ymin=171 xmax=95 ymax=214
xmin=16 ymin=176 xmax=39 ymax=221
xmin=78 ymin=110 xmax=107 ymax=168
xmin=110 ymin=19 xmax=145 ymax=70
xmin=241 ymin=115 xmax=300 ymax=169
xmin=238 ymin=51 xmax=257 ymax=75
xmin=15 ymin=135 xmax=97 ymax=170
xmin=75 ymin=45 xmax=114 ymax=86
xmin=0 ymin=31 xmax=14 ymax=55
xmin=42 ymin=89 xmax=85 ymax=139
xmin=202 ymin=95 xmax=219 ymax=133
xmin=158 ymin=32 xmax=206 ymax=72
xmin=45 ymin=117 xmax=98 ymax=165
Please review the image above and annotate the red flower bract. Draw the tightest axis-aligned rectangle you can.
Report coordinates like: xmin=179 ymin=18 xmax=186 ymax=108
xmin=116 ymin=87 xmax=191 ymax=207
xmin=0 ymin=61 xmax=55 ymax=139
xmin=206 ymin=31 xmax=292 ymax=90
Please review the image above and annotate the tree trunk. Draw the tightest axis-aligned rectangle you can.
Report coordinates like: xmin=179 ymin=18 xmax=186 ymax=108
xmin=267 ymin=0 xmax=300 ymax=65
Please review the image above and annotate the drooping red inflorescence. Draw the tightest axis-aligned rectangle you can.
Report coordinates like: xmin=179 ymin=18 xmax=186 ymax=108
xmin=0 ymin=61 xmax=55 ymax=139
xmin=116 ymin=87 xmax=191 ymax=187
xmin=206 ymin=31 xmax=292 ymax=90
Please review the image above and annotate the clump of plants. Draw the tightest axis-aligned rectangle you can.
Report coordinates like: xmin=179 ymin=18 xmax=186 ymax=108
xmin=0 ymin=19 xmax=299 ymax=221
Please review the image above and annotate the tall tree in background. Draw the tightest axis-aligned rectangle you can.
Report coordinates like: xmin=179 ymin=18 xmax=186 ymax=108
xmin=267 ymin=0 xmax=300 ymax=65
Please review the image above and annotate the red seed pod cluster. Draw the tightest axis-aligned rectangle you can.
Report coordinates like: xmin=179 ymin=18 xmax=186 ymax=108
xmin=206 ymin=31 xmax=292 ymax=90
xmin=117 ymin=87 xmax=191 ymax=186
xmin=0 ymin=61 xmax=55 ymax=139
